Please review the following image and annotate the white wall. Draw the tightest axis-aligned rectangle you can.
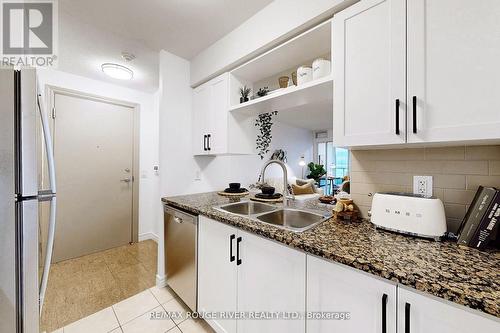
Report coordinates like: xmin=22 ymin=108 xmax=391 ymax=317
xmin=190 ymin=0 xmax=356 ymax=86
xmin=36 ymin=68 xmax=160 ymax=241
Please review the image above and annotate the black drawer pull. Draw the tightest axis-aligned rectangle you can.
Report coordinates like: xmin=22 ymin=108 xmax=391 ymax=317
xmin=236 ymin=237 xmax=242 ymax=265
xmin=229 ymin=234 xmax=235 ymax=262
xmin=207 ymin=134 xmax=211 ymax=151
xmin=405 ymin=302 xmax=411 ymax=333
xmin=382 ymin=294 xmax=388 ymax=333
xmin=395 ymin=99 xmax=400 ymax=135
xmin=203 ymin=135 xmax=207 ymax=151
xmin=412 ymin=96 xmax=417 ymax=134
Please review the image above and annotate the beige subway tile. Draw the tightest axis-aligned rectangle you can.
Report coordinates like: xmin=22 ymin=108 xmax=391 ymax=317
xmin=466 ymin=175 xmax=500 ymax=190
xmin=425 ymin=147 xmax=465 ymax=161
xmin=444 ymin=204 xmax=467 ymax=220
xmin=441 ymin=161 xmax=489 ymax=175
xmin=352 ymin=148 xmax=425 ymax=161
xmin=407 ymin=161 xmax=446 ymax=174
xmin=350 ymin=183 xmax=407 ymax=195
xmin=357 ymin=205 xmax=371 ymax=218
xmin=350 ymin=155 xmax=376 ymax=172
xmin=350 ymin=171 xmax=411 ymax=186
xmin=351 ymin=193 xmax=373 ymax=207
xmin=443 ymin=189 xmax=476 ymax=205
xmin=490 ymin=161 xmax=500 ymax=175
xmin=432 ymin=188 xmax=445 ymax=201
xmin=433 ymin=174 xmax=466 ymax=189
xmin=446 ymin=218 xmax=463 ymax=234
xmin=465 ymin=145 xmax=500 ymax=160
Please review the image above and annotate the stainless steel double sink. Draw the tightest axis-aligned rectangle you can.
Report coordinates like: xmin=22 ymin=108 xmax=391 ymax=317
xmin=214 ymin=201 xmax=331 ymax=232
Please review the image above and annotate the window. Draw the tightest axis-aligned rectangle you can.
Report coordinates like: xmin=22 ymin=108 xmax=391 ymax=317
xmin=314 ymin=136 xmax=349 ymax=195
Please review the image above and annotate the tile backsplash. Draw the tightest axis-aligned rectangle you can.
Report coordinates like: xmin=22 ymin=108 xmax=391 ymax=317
xmin=350 ymin=146 xmax=500 ymax=233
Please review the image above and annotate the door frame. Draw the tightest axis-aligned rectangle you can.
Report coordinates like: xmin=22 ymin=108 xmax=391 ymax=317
xmin=44 ymin=85 xmax=140 ymax=243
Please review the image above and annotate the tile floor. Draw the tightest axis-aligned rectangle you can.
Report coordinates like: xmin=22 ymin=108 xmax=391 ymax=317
xmin=50 ymin=286 xmax=214 ymax=333
xmin=42 ymin=240 xmax=158 ymax=332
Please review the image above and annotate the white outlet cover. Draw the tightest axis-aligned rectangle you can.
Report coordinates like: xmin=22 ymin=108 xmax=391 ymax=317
xmin=413 ymin=176 xmax=433 ymax=197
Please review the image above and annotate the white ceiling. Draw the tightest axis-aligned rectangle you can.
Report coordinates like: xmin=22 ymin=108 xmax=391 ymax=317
xmin=58 ymin=0 xmax=273 ymax=93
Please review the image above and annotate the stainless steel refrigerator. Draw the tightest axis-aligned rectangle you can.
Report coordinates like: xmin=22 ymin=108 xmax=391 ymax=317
xmin=0 ymin=68 xmax=57 ymax=333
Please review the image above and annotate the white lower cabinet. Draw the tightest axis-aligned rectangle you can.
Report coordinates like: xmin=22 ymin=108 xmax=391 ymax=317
xmin=397 ymin=287 xmax=500 ymax=333
xmin=197 ymin=217 xmax=306 ymax=333
xmin=198 ymin=216 xmax=238 ymax=333
xmin=199 ymin=218 xmax=499 ymax=333
xmin=237 ymin=230 xmax=306 ymax=333
xmin=307 ymin=255 xmax=397 ymax=333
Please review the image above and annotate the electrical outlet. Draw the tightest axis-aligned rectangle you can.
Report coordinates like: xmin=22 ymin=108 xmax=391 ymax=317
xmin=413 ymin=176 xmax=433 ymax=197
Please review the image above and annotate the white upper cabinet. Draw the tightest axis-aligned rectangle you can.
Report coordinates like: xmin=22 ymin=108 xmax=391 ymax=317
xmin=407 ymin=0 xmax=500 ymax=143
xmin=307 ymin=255 xmax=397 ymax=333
xmin=334 ymin=0 xmax=500 ymax=147
xmin=398 ymin=287 xmax=500 ymax=333
xmin=192 ymin=73 xmax=255 ymax=156
xmin=333 ymin=0 xmax=406 ymax=147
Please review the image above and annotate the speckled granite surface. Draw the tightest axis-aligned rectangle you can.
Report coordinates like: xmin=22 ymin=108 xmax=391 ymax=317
xmin=162 ymin=192 xmax=500 ymax=318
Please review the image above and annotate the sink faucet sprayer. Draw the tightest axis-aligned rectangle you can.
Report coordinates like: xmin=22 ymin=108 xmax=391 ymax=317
xmin=258 ymin=160 xmax=295 ymax=206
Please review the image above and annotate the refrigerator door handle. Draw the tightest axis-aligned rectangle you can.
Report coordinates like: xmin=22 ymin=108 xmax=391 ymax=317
xmin=36 ymin=88 xmax=57 ymax=314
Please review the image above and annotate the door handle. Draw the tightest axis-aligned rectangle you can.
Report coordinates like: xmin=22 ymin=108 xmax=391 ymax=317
xmin=229 ymin=234 xmax=235 ymax=262
xmin=395 ymin=99 xmax=400 ymax=135
xmin=207 ymin=134 xmax=211 ymax=151
xmin=412 ymin=96 xmax=417 ymax=134
xmin=382 ymin=294 xmax=388 ymax=333
xmin=120 ymin=178 xmax=132 ymax=183
xmin=405 ymin=302 xmax=411 ymax=333
xmin=203 ymin=135 xmax=207 ymax=151
xmin=236 ymin=236 xmax=242 ymax=265
xmin=173 ymin=216 xmax=183 ymax=224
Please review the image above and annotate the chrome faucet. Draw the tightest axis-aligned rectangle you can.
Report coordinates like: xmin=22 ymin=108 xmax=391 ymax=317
xmin=258 ymin=159 xmax=294 ymax=206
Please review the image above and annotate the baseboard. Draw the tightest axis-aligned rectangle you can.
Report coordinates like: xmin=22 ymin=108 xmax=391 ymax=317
xmin=156 ymin=274 xmax=167 ymax=288
xmin=139 ymin=232 xmax=159 ymax=243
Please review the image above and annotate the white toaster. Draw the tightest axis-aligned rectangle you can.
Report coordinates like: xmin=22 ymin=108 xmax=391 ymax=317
xmin=370 ymin=192 xmax=447 ymax=240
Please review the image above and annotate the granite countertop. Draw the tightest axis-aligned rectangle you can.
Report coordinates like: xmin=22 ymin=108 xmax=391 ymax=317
xmin=162 ymin=192 xmax=500 ymax=318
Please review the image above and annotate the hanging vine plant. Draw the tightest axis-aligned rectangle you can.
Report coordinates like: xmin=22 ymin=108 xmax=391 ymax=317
xmin=255 ymin=111 xmax=278 ymax=159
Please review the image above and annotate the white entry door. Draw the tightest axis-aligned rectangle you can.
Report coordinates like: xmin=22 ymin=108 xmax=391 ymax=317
xmin=52 ymin=93 xmax=135 ymax=262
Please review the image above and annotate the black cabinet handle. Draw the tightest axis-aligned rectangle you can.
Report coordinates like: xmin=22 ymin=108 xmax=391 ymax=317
xmin=412 ymin=96 xmax=417 ymax=134
xmin=405 ymin=302 xmax=411 ymax=333
xmin=382 ymin=294 xmax=388 ymax=333
xmin=207 ymin=134 xmax=211 ymax=151
xmin=395 ymin=99 xmax=400 ymax=135
xmin=236 ymin=237 xmax=242 ymax=265
xmin=203 ymin=135 xmax=207 ymax=151
xmin=229 ymin=234 xmax=235 ymax=262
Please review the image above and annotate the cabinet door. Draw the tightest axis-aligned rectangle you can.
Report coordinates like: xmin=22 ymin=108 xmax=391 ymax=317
xmin=307 ymin=255 xmax=397 ymax=333
xmin=407 ymin=0 xmax=500 ymax=143
xmin=237 ymin=230 xmax=306 ymax=333
xmin=398 ymin=287 xmax=500 ymax=333
xmin=207 ymin=73 xmax=229 ymax=155
xmin=192 ymin=84 xmax=209 ymax=155
xmin=198 ymin=217 xmax=237 ymax=333
xmin=333 ymin=0 xmax=406 ymax=147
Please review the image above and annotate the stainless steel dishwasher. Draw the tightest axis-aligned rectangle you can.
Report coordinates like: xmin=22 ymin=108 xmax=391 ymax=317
xmin=164 ymin=205 xmax=198 ymax=311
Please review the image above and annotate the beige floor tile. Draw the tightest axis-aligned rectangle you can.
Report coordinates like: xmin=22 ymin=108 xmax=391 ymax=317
xmin=121 ymin=305 xmax=176 ymax=333
xmin=109 ymin=328 xmax=123 ymax=333
xmin=178 ymin=318 xmax=215 ymax=333
xmin=49 ymin=328 xmax=63 ymax=333
xmin=149 ymin=285 xmax=176 ymax=304
xmin=64 ymin=307 xmax=119 ymax=333
xmin=162 ymin=298 xmax=191 ymax=324
xmin=113 ymin=290 xmax=160 ymax=325
xmin=168 ymin=328 xmax=182 ymax=333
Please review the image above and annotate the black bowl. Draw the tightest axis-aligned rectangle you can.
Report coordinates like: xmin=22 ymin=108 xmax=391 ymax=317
xmin=229 ymin=183 xmax=241 ymax=190
xmin=261 ymin=186 xmax=275 ymax=195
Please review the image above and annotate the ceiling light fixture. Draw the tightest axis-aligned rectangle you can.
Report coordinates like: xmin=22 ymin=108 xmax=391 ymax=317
xmin=101 ymin=63 xmax=134 ymax=80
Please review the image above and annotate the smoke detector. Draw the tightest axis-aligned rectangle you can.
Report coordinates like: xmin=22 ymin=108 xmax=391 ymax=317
xmin=121 ymin=52 xmax=136 ymax=62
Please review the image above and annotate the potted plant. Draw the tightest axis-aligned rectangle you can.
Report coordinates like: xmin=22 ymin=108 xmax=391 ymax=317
xmin=256 ymin=87 xmax=269 ymax=98
xmin=239 ymin=86 xmax=251 ymax=103
xmin=255 ymin=111 xmax=278 ymax=159
xmin=306 ymin=162 xmax=326 ymax=183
